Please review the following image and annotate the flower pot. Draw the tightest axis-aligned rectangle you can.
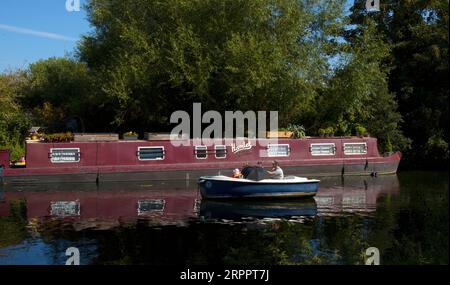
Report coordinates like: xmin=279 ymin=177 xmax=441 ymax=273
xmin=266 ymin=131 xmax=293 ymax=138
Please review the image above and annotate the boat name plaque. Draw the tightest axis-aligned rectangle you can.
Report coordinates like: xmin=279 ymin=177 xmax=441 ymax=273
xmin=231 ymin=142 xmax=252 ymax=154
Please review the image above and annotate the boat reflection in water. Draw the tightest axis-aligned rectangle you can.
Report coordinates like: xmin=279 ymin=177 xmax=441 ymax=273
xmin=314 ymin=175 xmax=400 ymax=216
xmin=0 ymin=175 xmax=400 ymax=227
xmin=0 ymin=181 xmax=200 ymax=230
xmin=199 ymin=175 xmax=399 ymax=220
xmin=200 ymin=198 xmax=318 ymax=220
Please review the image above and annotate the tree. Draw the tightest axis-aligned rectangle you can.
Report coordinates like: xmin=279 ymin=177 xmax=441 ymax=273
xmin=20 ymin=57 xmax=102 ymax=133
xmin=0 ymin=71 xmax=30 ymax=159
xmin=78 ymin=0 xmax=349 ymax=131
xmin=349 ymin=0 xmax=449 ymax=167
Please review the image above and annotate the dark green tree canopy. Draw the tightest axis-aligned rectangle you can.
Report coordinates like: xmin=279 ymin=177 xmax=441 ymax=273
xmin=350 ymin=0 xmax=449 ymax=167
xmin=78 ymin=0 xmax=349 ymax=130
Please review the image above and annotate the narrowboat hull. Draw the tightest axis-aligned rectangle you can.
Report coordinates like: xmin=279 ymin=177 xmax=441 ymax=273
xmin=1 ymin=155 xmax=400 ymax=185
xmin=198 ymin=176 xmax=320 ymax=199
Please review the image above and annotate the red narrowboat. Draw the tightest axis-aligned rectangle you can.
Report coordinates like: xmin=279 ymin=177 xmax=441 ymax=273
xmin=0 ymin=135 xmax=401 ymax=185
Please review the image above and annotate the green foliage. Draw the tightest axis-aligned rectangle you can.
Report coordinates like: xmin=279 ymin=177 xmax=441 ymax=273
xmin=318 ymin=128 xmax=326 ymax=137
xmin=385 ymin=136 xmax=393 ymax=154
xmin=20 ymin=57 xmax=99 ymax=133
xmin=0 ymin=72 xmax=31 ymax=160
xmin=43 ymin=132 xmax=74 ymax=143
xmin=316 ymin=17 xmax=407 ymax=149
xmin=355 ymin=124 xmax=367 ymax=136
xmin=78 ymin=0 xmax=349 ymax=130
xmin=318 ymin=127 xmax=335 ymax=137
xmin=425 ymin=133 xmax=449 ymax=161
xmin=0 ymin=199 xmax=28 ymax=248
xmin=286 ymin=124 xmax=306 ymax=138
xmin=350 ymin=0 xmax=448 ymax=167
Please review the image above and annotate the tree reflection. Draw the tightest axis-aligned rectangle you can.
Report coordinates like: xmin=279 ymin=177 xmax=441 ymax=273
xmin=0 ymin=198 xmax=28 ymax=248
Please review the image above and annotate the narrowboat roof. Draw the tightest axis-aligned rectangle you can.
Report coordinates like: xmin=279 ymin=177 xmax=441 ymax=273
xmin=26 ymin=135 xmax=375 ymax=144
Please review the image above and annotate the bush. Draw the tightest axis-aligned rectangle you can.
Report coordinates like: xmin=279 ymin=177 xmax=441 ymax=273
xmin=425 ymin=134 xmax=449 ymax=161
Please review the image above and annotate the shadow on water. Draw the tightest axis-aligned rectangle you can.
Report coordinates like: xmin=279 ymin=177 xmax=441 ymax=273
xmin=0 ymin=172 xmax=447 ymax=265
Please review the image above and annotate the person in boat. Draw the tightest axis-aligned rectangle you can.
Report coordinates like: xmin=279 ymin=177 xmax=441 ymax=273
xmin=267 ymin=160 xmax=284 ymax=179
xmin=232 ymin=168 xmax=242 ymax=178
xmin=241 ymin=163 xmax=251 ymax=178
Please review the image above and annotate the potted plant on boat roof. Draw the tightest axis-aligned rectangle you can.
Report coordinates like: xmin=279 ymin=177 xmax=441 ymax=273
xmin=384 ymin=136 xmax=394 ymax=156
xmin=318 ymin=128 xmax=326 ymax=137
xmin=123 ymin=131 xmax=138 ymax=140
xmin=43 ymin=132 xmax=74 ymax=143
xmin=355 ymin=124 xmax=368 ymax=137
xmin=287 ymin=124 xmax=306 ymax=139
xmin=266 ymin=128 xmax=293 ymax=138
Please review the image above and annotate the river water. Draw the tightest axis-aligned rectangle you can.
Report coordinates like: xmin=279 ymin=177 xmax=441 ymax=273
xmin=0 ymin=171 xmax=447 ymax=265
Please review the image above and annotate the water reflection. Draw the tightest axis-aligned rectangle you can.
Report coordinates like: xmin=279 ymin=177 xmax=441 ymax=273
xmin=0 ymin=181 xmax=200 ymax=230
xmin=0 ymin=176 xmax=399 ymax=226
xmin=200 ymin=199 xmax=318 ymax=220
xmin=0 ymin=172 xmax=446 ymax=265
xmin=315 ymin=175 xmax=400 ymax=216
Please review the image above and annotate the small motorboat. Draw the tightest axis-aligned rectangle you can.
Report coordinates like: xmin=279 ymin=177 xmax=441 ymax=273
xmin=198 ymin=167 xmax=319 ymax=199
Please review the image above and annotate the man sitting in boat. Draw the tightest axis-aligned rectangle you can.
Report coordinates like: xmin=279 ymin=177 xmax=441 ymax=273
xmin=267 ymin=161 xmax=284 ymax=179
xmin=241 ymin=164 xmax=251 ymax=178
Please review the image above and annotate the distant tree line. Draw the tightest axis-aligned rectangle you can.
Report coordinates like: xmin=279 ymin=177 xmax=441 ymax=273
xmin=0 ymin=0 xmax=448 ymax=168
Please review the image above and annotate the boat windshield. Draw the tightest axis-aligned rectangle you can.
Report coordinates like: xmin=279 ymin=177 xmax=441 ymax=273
xmin=241 ymin=166 xmax=270 ymax=181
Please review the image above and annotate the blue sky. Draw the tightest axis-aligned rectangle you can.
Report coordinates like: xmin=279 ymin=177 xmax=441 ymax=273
xmin=0 ymin=0 xmax=91 ymax=72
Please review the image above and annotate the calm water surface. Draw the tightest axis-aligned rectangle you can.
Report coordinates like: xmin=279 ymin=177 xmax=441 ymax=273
xmin=0 ymin=171 xmax=448 ymax=265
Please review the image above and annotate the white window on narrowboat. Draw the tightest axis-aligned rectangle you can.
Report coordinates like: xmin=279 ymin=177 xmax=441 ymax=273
xmin=50 ymin=148 xmax=80 ymax=163
xmin=310 ymin=143 xmax=336 ymax=156
xmin=138 ymin=147 xmax=165 ymax=160
xmin=267 ymin=144 xmax=290 ymax=157
xmin=138 ymin=199 xmax=165 ymax=216
xmin=215 ymin=145 xmax=227 ymax=159
xmin=50 ymin=201 xmax=80 ymax=217
xmin=195 ymin=146 xmax=208 ymax=159
xmin=344 ymin=143 xmax=367 ymax=155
